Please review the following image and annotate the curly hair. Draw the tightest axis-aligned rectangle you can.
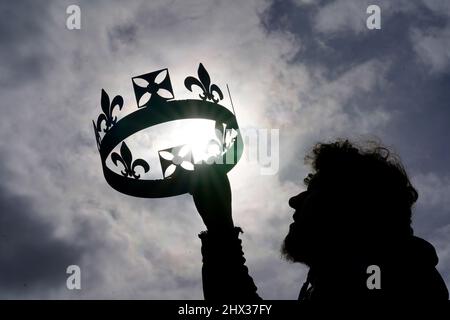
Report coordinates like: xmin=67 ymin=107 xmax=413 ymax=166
xmin=303 ymin=139 xmax=418 ymax=238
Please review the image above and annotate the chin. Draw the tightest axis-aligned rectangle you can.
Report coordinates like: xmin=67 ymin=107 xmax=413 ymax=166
xmin=281 ymin=228 xmax=310 ymax=265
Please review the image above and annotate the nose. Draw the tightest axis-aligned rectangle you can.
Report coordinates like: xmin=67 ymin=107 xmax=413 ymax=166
xmin=289 ymin=191 xmax=307 ymax=209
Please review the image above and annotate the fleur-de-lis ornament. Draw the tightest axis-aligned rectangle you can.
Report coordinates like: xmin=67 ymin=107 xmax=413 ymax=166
xmin=214 ymin=122 xmax=238 ymax=152
xmin=96 ymin=89 xmax=124 ymax=132
xmin=111 ymin=142 xmax=150 ymax=179
xmin=92 ymin=120 xmax=102 ymax=150
xmin=184 ymin=63 xmax=223 ymax=103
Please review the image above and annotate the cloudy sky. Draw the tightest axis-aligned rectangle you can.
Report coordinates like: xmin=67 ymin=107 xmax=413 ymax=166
xmin=0 ymin=0 xmax=449 ymax=299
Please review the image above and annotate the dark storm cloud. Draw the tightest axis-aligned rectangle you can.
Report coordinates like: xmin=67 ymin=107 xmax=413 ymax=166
xmin=0 ymin=0 xmax=73 ymax=295
xmin=262 ymin=0 xmax=450 ymax=287
xmin=262 ymin=0 xmax=450 ymax=175
xmin=108 ymin=23 xmax=138 ymax=52
xmin=0 ymin=163 xmax=83 ymax=297
xmin=0 ymin=1 xmax=55 ymax=87
xmin=0 ymin=0 xmax=72 ymax=296
xmin=262 ymin=1 xmax=450 ymax=178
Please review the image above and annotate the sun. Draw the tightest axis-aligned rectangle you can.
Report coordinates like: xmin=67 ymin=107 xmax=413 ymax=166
xmin=181 ymin=119 xmax=222 ymax=163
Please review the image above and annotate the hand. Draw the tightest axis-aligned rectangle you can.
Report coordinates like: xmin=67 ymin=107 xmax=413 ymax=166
xmin=189 ymin=166 xmax=234 ymax=232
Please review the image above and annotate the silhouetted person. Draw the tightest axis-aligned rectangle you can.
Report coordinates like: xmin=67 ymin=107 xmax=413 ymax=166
xmin=190 ymin=139 xmax=448 ymax=300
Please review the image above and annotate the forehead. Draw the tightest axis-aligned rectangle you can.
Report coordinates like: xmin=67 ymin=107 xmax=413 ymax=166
xmin=305 ymin=172 xmax=319 ymax=188
xmin=305 ymin=172 xmax=335 ymax=195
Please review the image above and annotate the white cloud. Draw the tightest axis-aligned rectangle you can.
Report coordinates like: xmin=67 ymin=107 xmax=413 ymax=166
xmin=292 ymin=0 xmax=317 ymax=6
xmin=422 ymin=0 xmax=450 ymax=16
xmin=309 ymin=0 xmax=419 ymax=34
xmin=314 ymin=0 xmax=368 ymax=34
xmin=411 ymin=25 xmax=450 ymax=74
xmin=413 ymin=173 xmax=450 ymax=211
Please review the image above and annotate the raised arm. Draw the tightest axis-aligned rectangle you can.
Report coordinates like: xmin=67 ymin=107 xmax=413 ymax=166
xmin=190 ymin=167 xmax=261 ymax=300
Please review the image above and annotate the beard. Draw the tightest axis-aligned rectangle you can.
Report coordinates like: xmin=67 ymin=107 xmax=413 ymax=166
xmin=281 ymin=223 xmax=311 ymax=265
xmin=281 ymin=234 xmax=297 ymax=262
